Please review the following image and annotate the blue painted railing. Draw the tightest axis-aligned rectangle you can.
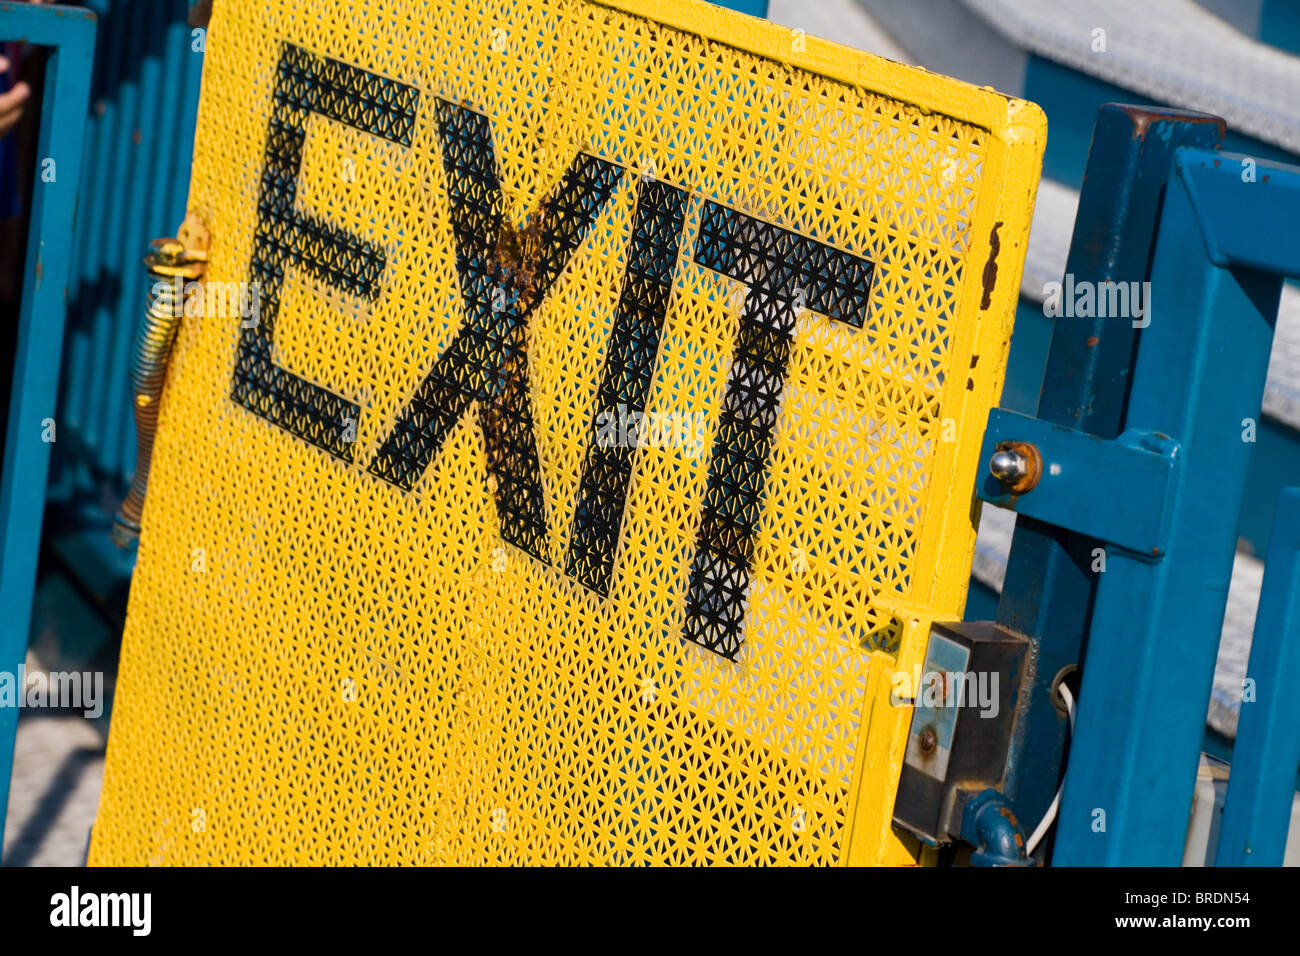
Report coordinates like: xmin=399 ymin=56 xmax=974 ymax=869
xmin=0 ymin=0 xmax=98 ymax=844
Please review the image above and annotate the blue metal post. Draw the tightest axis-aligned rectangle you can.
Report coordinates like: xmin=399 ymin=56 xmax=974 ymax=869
xmin=1053 ymin=149 xmax=1300 ymax=865
xmin=120 ymin=0 xmax=201 ymax=481
xmin=713 ymin=0 xmax=768 ymax=15
xmin=85 ymin=0 xmax=145 ymax=476
xmin=994 ymin=107 xmax=1224 ymax=843
xmin=0 ymin=2 xmax=97 ymax=841
xmin=68 ymin=0 xmax=121 ymax=441
xmin=1215 ymin=487 xmax=1300 ymax=865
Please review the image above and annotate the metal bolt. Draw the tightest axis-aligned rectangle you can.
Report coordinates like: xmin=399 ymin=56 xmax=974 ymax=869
xmin=990 ymin=448 xmax=1029 ymax=484
xmin=989 ymin=441 xmax=1042 ymax=494
xmin=919 ymin=726 xmax=937 ymax=756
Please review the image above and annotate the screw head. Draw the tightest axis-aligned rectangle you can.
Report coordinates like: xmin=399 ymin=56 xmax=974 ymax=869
xmin=990 ymin=448 xmax=1028 ymax=483
xmin=989 ymin=441 xmax=1042 ymax=494
xmin=919 ymin=726 xmax=938 ymax=756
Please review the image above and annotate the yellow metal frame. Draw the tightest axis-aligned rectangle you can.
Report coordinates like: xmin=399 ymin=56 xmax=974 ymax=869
xmin=91 ymin=0 xmax=1044 ymax=866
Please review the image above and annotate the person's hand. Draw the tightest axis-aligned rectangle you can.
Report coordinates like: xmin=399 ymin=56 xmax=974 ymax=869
xmin=0 ymin=57 xmax=32 ymax=140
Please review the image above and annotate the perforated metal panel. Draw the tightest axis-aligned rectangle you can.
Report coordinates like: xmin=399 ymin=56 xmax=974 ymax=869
xmin=90 ymin=0 xmax=1044 ymax=865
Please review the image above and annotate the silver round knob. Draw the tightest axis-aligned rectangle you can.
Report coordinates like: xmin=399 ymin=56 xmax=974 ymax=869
xmin=990 ymin=448 xmax=1029 ymax=484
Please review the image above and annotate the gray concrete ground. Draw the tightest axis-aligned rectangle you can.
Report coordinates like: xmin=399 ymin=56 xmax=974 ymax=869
xmin=2 ymin=671 xmax=105 ymax=867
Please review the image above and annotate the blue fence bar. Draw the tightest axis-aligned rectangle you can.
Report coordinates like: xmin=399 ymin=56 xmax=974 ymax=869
xmin=0 ymin=1 xmax=98 ymax=842
xmin=53 ymin=0 xmax=202 ymax=504
xmin=1216 ymin=487 xmax=1300 ymax=865
xmin=713 ymin=0 xmax=768 ymax=17
xmin=38 ymin=1 xmax=203 ymax=630
xmin=992 ymin=106 xmax=1224 ymax=849
xmin=1053 ymin=149 xmax=1300 ymax=865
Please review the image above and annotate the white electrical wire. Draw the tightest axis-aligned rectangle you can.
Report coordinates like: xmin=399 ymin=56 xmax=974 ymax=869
xmin=1025 ymin=682 xmax=1077 ymax=856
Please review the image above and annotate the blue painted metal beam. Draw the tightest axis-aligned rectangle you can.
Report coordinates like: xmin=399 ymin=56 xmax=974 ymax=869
xmin=1215 ymin=487 xmax=1300 ymax=865
xmin=0 ymin=2 xmax=97 ymax=843
xmin=1181 ymin=154 xmax=1300 ymax=273
xmin=1053 ymin=148 xmax=1300 ymax=866
xmin=992 ymin=106 xmax=1224 ymax=855
xmin=979 ymin=410 xmax=1179 ymax=556
xmin=713 ymin=0 xmax=769 ymax=15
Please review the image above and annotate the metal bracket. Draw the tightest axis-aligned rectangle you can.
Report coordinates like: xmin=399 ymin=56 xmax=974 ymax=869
xmin=977 ymin=407 xmax=1180 ymax=557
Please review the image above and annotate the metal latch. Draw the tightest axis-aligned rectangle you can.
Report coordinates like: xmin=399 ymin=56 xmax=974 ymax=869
xmin=892 ymin=621 xmax=1034 ymax=864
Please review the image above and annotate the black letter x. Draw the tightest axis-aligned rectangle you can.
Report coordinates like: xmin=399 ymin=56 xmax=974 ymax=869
xmin=367 ymin=100 xmax=623 ymax=562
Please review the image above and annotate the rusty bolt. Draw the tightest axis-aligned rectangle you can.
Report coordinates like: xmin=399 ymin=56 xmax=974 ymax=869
xmin=919 ymin=726 xmax=938 ymax=756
